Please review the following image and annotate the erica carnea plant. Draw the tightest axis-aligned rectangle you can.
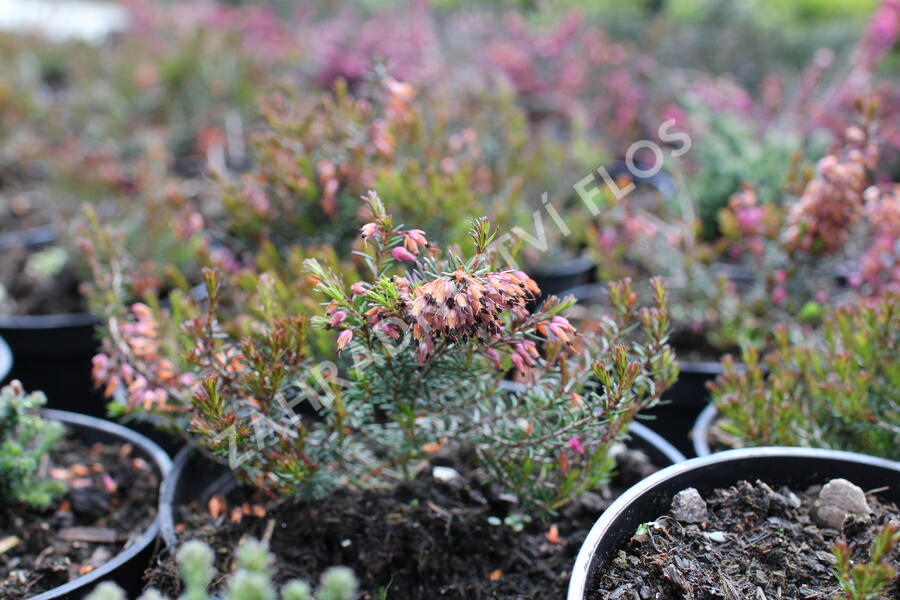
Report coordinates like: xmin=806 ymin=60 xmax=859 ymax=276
xmin=85 ymin=538 xmax=357 ymax=600
xmin=0 ymin=381 xmax=66 ymax=509
xmin=303 ymin=192 xmax=678 ymax=514
xmin=833 ymin=523 xmax=900 ymax=600
xmin=709 ymin=292 xmax=900 ymax=460
xmin=214 ymin=77 xmax=542 ymax=258
xmin=89 ymin=191 xmax=676 ymax=516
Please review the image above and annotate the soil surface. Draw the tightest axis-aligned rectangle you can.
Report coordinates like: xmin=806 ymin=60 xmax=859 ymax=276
xmin=148 ymin=446 xmax=661 ymax=599
xmin=0 ymin=191 xmax=86 ymax=316
xmin=590 ymin=479 xmax=900 ymax=599
xmin=0 ymin=432 xmax=160 ymax=599
xmin=0 ymin=241 xmax=85 ymax=316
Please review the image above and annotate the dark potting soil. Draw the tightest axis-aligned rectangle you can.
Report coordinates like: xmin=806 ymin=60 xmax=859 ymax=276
xmin=589 ymin=479 xmax=900 ymax=600
xmin=148 ymin=447 xmax=661 ymax=599
xmin=667 ymin=329 xmax=731 ymax=364
xmin=0 ymin=242 xmax=86 ymax=316
xmin=0 ymin=192 xmax=86 ymax=316
xmin=0 ymin=432 xmax=160 ymax=599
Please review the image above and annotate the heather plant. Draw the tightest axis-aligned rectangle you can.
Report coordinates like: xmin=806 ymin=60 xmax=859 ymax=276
xmin=588 ymin=106 xmax=897 ymax=356
xmin=833 ymin=523 xmax=900 ymax=600
xmin=301 ymin=192 xmax=678 ymax=513
xmin=0 ymin=381 xmax=66 ymax=509
xmin=85 ymin=538 xmax=357 ymax=600
xmin=89 ymin=191 xmax=676 ymax=515
xmin=213 ymin=76 xmax=552 ymax=258
xmin=708 ymin=292 xmax=900 ymax=460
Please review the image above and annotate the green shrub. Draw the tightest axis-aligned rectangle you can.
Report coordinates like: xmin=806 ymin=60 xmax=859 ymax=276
xmin=709 ymin=293 xmax=900 ymax=460
xmin=89 ymin=193 xmax=677 ymax=517
xmin=0 ymin=381 xmax=66 ymax=509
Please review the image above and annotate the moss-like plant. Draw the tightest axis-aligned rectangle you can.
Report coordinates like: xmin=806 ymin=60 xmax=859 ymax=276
xmin=85 ymin=538 xmax=357 ymax=600
xmin=0 ymin=381 xmax=66 ymax=509
xmin=709 ymin=292 xmax=900 ymax=460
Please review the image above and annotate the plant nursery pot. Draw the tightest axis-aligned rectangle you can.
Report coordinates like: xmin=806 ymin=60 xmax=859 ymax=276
xmin=0 ymin=334 xmax=12 ymax=382
xmin=1 ymin=223 xmax=105 ymax=416
xmin=567 ymin=446 xmax=900 ymax=600
xmin=0 ymin=311 xmax=105 ymax=417
xmin=651 ymin=360 xmax=722 ymax=457
xmin=529 ymin=255 xmax=596 ymax=299
xmin=0 ymin=224 xmax=58 ymax=252
xmin=23 ymin=409 xmax=172 ymax=600
xmin=158 ymin=421 xmax=685 ymax=549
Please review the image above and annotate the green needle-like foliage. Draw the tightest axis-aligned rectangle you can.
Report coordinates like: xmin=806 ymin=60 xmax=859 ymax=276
xmin=710 ymin=292 xmax=900 ymax=459
xmin=0 ymin=381 xmax=66 ymax=509
xmin=833 ymin=523 xmax=900 ymax=600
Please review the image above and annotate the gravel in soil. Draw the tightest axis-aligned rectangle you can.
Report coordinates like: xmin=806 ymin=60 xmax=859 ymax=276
xmin=589 ymin=479 xmax=900 ymax=600
xmin=0 ymin=433 xmax=160 ymax=599
xmin=147 ymin=446 xmax=660 ymax=599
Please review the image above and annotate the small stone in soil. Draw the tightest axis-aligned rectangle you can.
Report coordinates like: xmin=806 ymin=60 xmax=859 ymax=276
xmin=815 ymin=478 xmax=870 ymax=529
xmin=670 ymin=487 xmax=707 ymax=523
xmin=69 ymin=486 xmax=111 ymax=518
xmin=432 ymin=466 xmax=460 ymax=482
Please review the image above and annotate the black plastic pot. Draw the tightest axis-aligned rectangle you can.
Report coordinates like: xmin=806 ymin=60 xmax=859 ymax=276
xmin=159 ymin=421 xmax=685 ymax=549
xmin=29 ymin=409 xmax=172 ymax=600
xmin=529 ymin=255 xmax=597 ymax=299
xmin=652 ymin=360 xmax=722 ymax=457
xmin=568 ymin=447 xmax=900 ymax=600
xmin=0 ymin=311 xmax=105 ymax=417
xmin=0 ymin=334 xmax=12 ymax=382
xmin=562 ymin=282 xmax=721 ymax=457
xmin=0 ymin=224 xmax=58 ymax=252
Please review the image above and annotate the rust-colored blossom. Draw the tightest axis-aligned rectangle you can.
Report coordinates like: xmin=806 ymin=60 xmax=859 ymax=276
xmin=785 ymin=127 xmax=877 ymax=254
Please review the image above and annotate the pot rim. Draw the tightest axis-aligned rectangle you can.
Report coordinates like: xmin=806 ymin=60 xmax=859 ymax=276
xmin=27 ymin=409 xmax=173 ymax=600
xmin=531 ymin=254 xmax=596 ymax=277
xmin=0 ymin=224 xmax=58 ymax=252
xmin=0 ymin=335 xmax=12 ymax=381
xmin=567 ymin=446 xmax=900 ymax=600
xmin=691 ymin=403 xmax=717 ymax=457
xmin=159 ymin=421 xmax=686 ymax=549
xmin=0 ymin=312 xmax=99 ymax=330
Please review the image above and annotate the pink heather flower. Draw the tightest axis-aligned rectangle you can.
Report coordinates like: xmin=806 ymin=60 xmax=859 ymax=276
xmin=337 ymin=330 xmax=353 ymax=353
xmin=329 ymin=311 xmax=347 ymax=327
xmin=361 ymin=222 xmax=381 ymax=239
xmin=774 ymin=269 xmax=788 ymax=284
xmin=567 ymin=435 xmax=585 ymax=456
xmin=736 ymin=205 xmax=764 ymax=234
xmin=406 ymin=229 xmax=427 ymax=246
xmin=515 ymin=343 xmax=535 ymax=367
xmin=510 ymin=352 xmax=526 ymax=374
xmin=391 ymin=246 xmax=418 ymax=262
xmin=772 ymin=286 xmax=787 ymax=305
xmin=350 ymin=282 xmax=367 ymax=296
